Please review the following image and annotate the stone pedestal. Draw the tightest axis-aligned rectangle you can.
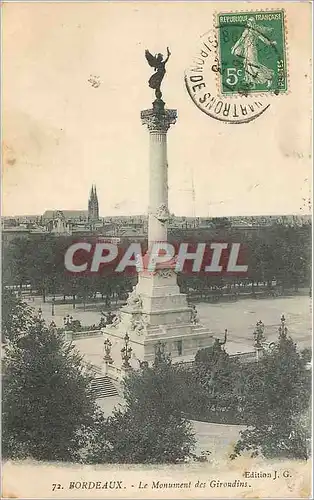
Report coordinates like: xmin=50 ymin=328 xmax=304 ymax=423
xmin=102 ymin=98 xmax=213 ymax=376
xmin=103 ymin=266 xmax=212 ymax=365
xmin=64 ymin=331 xmax=72 ymax=342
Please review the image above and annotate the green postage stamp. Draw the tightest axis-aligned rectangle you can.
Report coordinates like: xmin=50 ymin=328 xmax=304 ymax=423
xmin=217 ymin=10 xmax=287 ymax=95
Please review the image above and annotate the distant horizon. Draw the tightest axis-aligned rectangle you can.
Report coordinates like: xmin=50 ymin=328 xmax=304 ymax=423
xmin=2 ymin=212 xmax=312 ymax=219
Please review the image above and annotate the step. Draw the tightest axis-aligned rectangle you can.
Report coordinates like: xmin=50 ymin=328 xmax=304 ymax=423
xmin=90 ymin=376 xmax=119 ymax=399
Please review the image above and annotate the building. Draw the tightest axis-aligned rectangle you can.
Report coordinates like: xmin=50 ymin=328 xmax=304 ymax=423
xmin=88 ymin=185 xmax=99 ymax=222
xmin=41 ymin=185 xmax=99 ymax=224
xmin=42 ymin=209 xmax=88 ymax=222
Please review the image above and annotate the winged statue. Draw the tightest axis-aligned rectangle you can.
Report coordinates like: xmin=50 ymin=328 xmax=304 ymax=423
xmin=145 ymin=47 xmax=171 ymax=99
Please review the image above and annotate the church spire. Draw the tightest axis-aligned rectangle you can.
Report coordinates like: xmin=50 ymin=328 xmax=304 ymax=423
xmin=88 ymin=184 xmax=99 ymax=222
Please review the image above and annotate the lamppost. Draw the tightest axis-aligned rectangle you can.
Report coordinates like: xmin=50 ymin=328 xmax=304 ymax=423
xmin=104 ymin=338 xmax=113 ymax=364
xmin=121 ymin=333 xmax=132 ymax=369
xmin=254 ymin=320 xmax=265 ymax=347
xmin=278 ymin=314 xmax=287 ymax=339
xmin=51 ymin=296 xmax=55 ymax=317
xmin=63 ymin=315 xmax=73 ymax=329
xmin=254 ymin=320 xmax=265 ymax=361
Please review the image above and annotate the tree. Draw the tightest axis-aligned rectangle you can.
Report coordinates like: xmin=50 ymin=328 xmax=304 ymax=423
xmin=4 ymin=235 xmax=66 ymax=301
xmin=5 ymin=237 xmax=32 ymax=289
xmin=2 ymin=300 xmax=101 ymax=462
xmin=211 ymin=217 xmax=232 ymax=229
xmin=2 ymin=287 xmax=35 ymax=343
xmin=88 ymin=353 xmax=195 ymax=464
xmin=268 ymin=223 xmax=311 ymax=292
xmin=231 ymin=324 xmax=311 ymax=460
xmin=246 ymin=235 xmax=274 ymax=293
xmin=187 ymin=340 xmax=242 ymax=422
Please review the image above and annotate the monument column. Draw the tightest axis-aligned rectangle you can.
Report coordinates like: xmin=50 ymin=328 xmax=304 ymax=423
xmin=102 ymin=49 xmax=213 ymax=369
xmin=141 ymin=101 xmax=177 ymax=246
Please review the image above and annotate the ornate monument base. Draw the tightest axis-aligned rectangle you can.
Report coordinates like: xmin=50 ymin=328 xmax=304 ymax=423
xmin=102 ymin=266 xmax=213 ymax=376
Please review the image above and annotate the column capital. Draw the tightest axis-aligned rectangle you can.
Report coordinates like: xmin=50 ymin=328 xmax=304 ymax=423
xmin=141 ymin=103 xmax=177 ymax=133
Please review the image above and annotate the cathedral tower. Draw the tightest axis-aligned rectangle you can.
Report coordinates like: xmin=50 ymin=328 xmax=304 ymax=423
xmin=88 ymin=185 xmax=99 ymax=221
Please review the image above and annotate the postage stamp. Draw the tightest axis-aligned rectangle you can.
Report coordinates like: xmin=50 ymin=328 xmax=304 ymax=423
xmin=184 ymin=27 xmax=271 ymax=125
xmin=185 ymin=9 xmax=288 ymax=124
xmin=217 ymin=10 xmax=287 ymax=95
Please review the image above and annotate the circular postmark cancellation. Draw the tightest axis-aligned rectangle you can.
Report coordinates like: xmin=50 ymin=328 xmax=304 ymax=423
xmin=185 ymin=10 xmax=287 ymax=124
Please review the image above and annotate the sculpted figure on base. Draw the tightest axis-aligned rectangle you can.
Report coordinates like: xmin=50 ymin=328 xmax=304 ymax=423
xmin=126 ymin=290 xmax=142 ymax=310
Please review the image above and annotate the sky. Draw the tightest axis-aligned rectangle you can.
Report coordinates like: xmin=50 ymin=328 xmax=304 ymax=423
xmin=2 ymin=1 xmax=312 ymax=217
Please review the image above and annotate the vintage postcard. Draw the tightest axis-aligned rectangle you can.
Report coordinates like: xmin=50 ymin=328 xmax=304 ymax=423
xmin=1 ymin=1 xmax=312 ymax=499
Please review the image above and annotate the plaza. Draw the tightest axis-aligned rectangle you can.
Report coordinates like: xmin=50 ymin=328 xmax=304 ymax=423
xmin=32 ymin=293 xmax=311 ymax=363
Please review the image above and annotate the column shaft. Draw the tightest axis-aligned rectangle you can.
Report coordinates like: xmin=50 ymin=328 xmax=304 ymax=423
xmin=148 ymin=131 xmax=168 ymax=245
xmin=141 ymin=105 xmax=177 ymax=249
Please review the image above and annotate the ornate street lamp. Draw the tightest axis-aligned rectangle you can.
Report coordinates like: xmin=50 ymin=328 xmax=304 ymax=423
xmin=63 ymin=314 xmax=73 ymax=328
xmin=278 ymin=314 xmax=288 ymax=339
xmin=254 ymin=320 xmax=265 ymax=349
xmin=121 ymin=333 xmax=132 ymax=368
xmin=104 ymin=338 xmax=113 ymax=364
xmin=253 ymin=320 xmax=266 ymax=362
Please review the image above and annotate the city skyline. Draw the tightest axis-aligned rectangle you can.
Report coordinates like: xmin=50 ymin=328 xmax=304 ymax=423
xmin=2 ymin=183 xmax=311 ymax=222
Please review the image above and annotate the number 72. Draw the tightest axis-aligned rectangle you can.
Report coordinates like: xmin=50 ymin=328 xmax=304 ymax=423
xmin=52 ymin=483 xmax=62 ymax=491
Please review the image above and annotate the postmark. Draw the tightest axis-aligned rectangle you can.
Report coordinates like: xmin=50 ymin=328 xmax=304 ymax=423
xmin=185 ymin=9 xmax=287 ymax=124
xmin=217 ymin=10 xmax=287 ymax=95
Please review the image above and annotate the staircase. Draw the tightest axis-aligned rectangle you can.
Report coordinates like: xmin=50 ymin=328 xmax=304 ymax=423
xmin=90 ymin=376 xmax=119 ymax=399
